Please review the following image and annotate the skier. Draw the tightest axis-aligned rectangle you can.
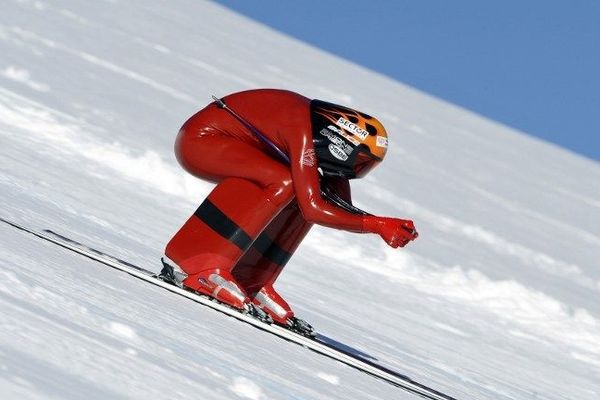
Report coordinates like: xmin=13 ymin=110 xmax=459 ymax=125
xmin=162 ymin=89 xmax=418 ymax=330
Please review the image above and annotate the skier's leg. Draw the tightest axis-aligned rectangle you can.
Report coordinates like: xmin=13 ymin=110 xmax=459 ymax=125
xmin=165 ymin=135 xmax=294 ymax=309
xmin=232 ymin=177 xmax=349 ymax=323
xmin=233 ymin=201 xmax=311 ymax=293
xmin=231 ymin=201 xmax=312 ymax=322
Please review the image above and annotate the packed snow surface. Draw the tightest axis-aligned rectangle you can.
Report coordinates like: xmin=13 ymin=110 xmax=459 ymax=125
xmin=1 ymin=1 xmax=599 ymax=399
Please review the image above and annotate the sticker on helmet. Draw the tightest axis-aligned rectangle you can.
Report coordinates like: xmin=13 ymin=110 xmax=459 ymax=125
xmin=335 ymin=117 xmax=369 ymax=140
xmin=328 ymin=144 xmax=348 ymax=161
xmin=376 ymin=136 xmax=388 ymax=148
xmin=320 ymin=128 xmax=354 ymax=155
xmin=328 ymin=125 xmax=360 ymax=146
xmin=327 ymin=124 xmax=343 ymax=134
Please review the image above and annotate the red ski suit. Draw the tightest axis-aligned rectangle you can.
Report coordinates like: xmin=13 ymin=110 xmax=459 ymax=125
xmin=165 ymin=89 xmax=416 ymax=304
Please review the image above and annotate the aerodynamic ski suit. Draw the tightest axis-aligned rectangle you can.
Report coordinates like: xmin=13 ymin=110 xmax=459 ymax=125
xmin=164 ymin=89 xmax=417 ymax=324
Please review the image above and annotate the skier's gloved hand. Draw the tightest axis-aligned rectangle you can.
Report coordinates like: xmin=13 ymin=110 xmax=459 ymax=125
xmin=362 ymin=216 xmax=418 ymax=248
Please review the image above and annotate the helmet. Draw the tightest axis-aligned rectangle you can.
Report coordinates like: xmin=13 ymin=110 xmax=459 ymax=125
xmin=310 ymin=100 xmax=388 ymax=179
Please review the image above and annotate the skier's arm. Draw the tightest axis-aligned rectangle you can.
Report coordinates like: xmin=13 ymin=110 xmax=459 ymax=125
xmin=286 ymin=129 xmax=418 ymax=247
xmin=287 ymin=133 xmax=365 ymax=232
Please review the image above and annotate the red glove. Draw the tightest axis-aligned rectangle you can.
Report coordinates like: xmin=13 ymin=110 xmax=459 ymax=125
xmin=362 ymin=216 xmax=418 ymax=248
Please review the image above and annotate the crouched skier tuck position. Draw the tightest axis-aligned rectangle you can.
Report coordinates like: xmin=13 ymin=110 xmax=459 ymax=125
xmin=161 ymin=89 xmax=418 ymax=333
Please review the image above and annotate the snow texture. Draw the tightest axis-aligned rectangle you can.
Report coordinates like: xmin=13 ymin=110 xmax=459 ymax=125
xmin=1 ymin=1 xmax=599 ymax=399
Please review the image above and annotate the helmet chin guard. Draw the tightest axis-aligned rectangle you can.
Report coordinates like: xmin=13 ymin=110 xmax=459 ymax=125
xmin=310 ymin=100 xmax=388 ymax=179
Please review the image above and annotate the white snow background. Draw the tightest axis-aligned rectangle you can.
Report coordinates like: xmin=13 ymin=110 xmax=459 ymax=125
xmin=1 ymin=1 xmax=599 ymax=399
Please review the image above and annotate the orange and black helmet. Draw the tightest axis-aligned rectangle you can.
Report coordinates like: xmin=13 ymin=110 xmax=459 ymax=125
xmin=310 ymin=100 xmax=388 ymax=179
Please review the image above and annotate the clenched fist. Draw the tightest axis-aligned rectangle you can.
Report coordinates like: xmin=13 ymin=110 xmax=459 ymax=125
xmin=362 ymin=216 xmax=418 ymax=248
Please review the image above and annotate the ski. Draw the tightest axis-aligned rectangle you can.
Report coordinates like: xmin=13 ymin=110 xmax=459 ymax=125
xmin=1 ymin=217 xmax=457 ymax=400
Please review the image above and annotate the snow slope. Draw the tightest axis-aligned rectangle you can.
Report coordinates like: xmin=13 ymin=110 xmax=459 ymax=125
xmin=1 ymin=1 xmax=599 ymax=399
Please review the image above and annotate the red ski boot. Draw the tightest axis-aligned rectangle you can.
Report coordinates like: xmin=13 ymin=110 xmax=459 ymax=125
xmin=251 ymin=284 xmax=294 ymax=324
xmin=185 ymin=269 xmax=250 ymax=310
xmin=251 ymin=284 xmax=314 ymax=336
xmin=160 ymin=256 xmax=249 ymax=310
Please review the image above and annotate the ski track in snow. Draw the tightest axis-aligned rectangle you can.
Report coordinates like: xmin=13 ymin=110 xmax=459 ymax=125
xmin=0 ymin=87 xmax=211 ymax=200
xmin=1 ymin=1 xmax=600 ymax=399
xmin=1 ymin=66 xmax=49 ymax=92
xmin=229 ymin=377 xmax=265 ymax=400
xmin=1 ymin=26 xmax=198 ymax=103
